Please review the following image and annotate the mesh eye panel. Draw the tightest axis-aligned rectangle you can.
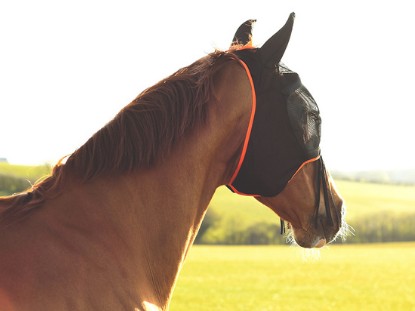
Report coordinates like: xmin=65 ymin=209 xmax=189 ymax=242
xmin=286 ymin=84 xmax=321 ymax=158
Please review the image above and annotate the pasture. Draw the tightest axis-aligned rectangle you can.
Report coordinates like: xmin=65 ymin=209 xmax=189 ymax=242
xmin=0 ymin=162 xmax=50 ymax=181
xmin=0 ymin=162 xmax=51 ymax=196
xmin=171 ymin=243 xmax=415 ymax=311
xmin=202 ymin=181 xmax=415 ymax=244
xmin=1 ymin=163 xmax=415 ymax=310
xmin=208 ymin=180 xmax=415 ymax=225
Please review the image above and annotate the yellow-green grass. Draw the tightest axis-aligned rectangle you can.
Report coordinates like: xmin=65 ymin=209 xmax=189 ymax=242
xmin=2 ymin=164 xmax=415 ymax=309
xmin=335 ymin=180 xmax=415 ymax=220
xmin=171 ymin=243 xmax=415 ymax=311
xmin=208 ymin=180 xmax=415 ymax=229
xmin=2 ymin=161 xmax=414 ymax=222
xmin=0 ymin=162 xmax=51 ymax=182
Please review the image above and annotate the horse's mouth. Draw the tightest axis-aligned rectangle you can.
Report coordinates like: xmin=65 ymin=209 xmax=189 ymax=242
xmin=288 ymin=221 xmax=337 ymax=248
xmin=291 ymin=228 xmax=326 ymax=248
xmin=288 ymin=198 xmax=347 ymax=248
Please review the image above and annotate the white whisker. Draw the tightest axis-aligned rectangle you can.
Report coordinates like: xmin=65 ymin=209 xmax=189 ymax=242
xmin=333 ymin=202 xmax=354 ymax=242
xmin=301 ymin=248 xmax=321 ymax=262
xmin=286 ymin=236 xmax=322 ymax=261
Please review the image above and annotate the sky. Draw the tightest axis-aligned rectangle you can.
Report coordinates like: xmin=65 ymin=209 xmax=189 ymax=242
xmin=1 ymin=0 xmax=414 ymax=171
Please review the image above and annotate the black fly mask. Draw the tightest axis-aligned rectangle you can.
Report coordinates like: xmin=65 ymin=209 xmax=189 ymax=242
xmin=226 ymin=13 xmax=335 ymax=230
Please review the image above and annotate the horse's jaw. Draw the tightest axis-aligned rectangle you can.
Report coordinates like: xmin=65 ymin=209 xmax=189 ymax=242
xmin=254 ymin=161 xmax=347 ymax=249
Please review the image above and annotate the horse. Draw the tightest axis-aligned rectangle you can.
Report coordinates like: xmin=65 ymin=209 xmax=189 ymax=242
xmin=0 ymin=13 xmax=347 ymax=310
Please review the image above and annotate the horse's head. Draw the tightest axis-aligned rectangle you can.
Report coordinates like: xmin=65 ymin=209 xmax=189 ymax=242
xmin=227 ymin=13 xmax=347 ymax=248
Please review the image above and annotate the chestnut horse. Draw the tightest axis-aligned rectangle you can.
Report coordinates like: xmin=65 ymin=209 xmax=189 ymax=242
xmin=0 ymin=14 xmax=346 ymax=310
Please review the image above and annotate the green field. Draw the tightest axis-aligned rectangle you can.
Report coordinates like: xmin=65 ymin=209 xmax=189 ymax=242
xmin=171 ymin=243 xmax=415 ymax=311
xmin=1 ymin=164 xmax=415 ymax=309
xmin=0 ymin=162 xmax=51 ymax=181
xmin=2 ymin=162 xmax=414 ymax=220
xmin=208 ymin=180 xmax=415 ymax=224
xmin=0 ymin=162 xmax=51 ymax=196
xmin=203 ymin=181 xmax=415 ymax=244
xmin=1 ymin=163 xmax=415 ymax=242
xmin=175 ymin=181 xmax=415 ymax=309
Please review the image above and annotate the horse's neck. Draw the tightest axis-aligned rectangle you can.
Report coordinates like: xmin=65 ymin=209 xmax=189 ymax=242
xmin=40 ymin=124 xmax=232 ymax=309
xmin=22 ymin=60 xmax=251 ymax=310
xmin=47 ymin=152 xmax=217 ymax=309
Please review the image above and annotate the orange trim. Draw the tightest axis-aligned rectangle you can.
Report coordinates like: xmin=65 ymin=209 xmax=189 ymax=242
xmin=236 ymin=42 xmax=254 ymax=50
xmin=228 ymin=59 xmax=257 ymax=189
xmin=227 ymin=184 xmax=261 ymax=197
xmin=287 ymin=155 xmax=321 ymax=184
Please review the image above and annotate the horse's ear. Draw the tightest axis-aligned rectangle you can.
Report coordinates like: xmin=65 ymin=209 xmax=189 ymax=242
xmin=231 ymin=19 xmax=256 ymax=47
xmin=259 ymin=12 xmax=295 ymax=66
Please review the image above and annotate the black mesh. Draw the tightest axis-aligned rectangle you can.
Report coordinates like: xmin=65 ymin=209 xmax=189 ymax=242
xmin=284 ymin=74 xmax=321 ymax=159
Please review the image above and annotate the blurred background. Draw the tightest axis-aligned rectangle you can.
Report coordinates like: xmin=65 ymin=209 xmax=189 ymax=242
xmin=1 ymin=0 xmax=414 ymax=173
xmin=1 ymin=1 xmax=414 ymax=310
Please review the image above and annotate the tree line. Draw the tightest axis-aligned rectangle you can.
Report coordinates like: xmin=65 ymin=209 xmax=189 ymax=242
xmin=194 ymin=208 xmax=415 ymax=245
xmin=0 ymin=174 xmax=32 ymax=196
xmin=1 ymin=174 xmax=414 ymax=244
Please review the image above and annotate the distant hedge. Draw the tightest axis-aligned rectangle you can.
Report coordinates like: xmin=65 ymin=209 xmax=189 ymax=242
xmin=0 ymin=163 xmax=51 ymax=196
xmin=0 ymin=173 xmax=32 ymax=196
xmin=346 ymin=213 xmax=415 ymax=243
xmin=2 ymin=168 xmax=414 ymax=245
xmin=195 ymin=209 xmax=289 ymax=245
xmin=194 ymin=208 xmax=415 ymax=245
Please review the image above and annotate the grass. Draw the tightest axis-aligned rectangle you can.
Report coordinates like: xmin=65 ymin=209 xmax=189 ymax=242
xmin=175 ymin=182 xmax=415 ymax=309
xmin=0 ymin=162 xmax=51 ymax=182
xmin=2 ymin=162 xmax=414 ymax=221
xmin=335 ymin=180 xmax=415 ymax=219
xmin=206 ymin=181 xmax=415 ymax=241
xmin=2 ymin=164 xmax=415 ymax=309
xmin=170 ymin=243 xmax=415 ymax=311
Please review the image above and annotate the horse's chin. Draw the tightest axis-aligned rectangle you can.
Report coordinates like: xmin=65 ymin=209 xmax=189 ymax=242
xmin=290 ymin=226 xmax=328 ymax=249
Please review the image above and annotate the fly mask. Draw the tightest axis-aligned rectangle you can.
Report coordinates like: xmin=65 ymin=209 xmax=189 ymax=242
xmin=227 ymin=13 xmax=321 ymax=197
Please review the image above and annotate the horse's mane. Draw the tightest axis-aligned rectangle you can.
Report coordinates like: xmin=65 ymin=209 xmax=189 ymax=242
xmin=0 ymin=50 xmax=240 ymax=225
